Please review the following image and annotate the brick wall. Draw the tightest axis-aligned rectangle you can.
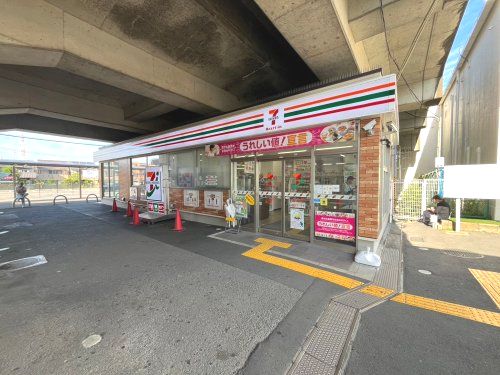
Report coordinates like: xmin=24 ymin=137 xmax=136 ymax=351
xmin=358 ymin=118 xmax=381 ymax=239
xmin=170 ymin=188 xmax=229 ymax=218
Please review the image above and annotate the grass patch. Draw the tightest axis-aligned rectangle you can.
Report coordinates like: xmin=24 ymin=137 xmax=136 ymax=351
xmin=450 ymin=218 xmax=500 ymax=226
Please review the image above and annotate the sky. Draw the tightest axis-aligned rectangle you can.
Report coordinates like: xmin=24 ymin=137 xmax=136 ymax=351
xmin=0 ymin=1 xmax=488 ymax=163
xmin=442 ymin=0 xmax=487 ymax=90
xmin=0 ymin=131 xmax=110 ymax=163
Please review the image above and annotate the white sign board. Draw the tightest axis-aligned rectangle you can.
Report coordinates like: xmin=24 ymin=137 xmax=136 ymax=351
xmin=145 ymin=167 xmax=163 ymax=201
xmin=443 ymin=164 xmax=500 ymax=199
xmin=204 ymin=190 xmax=223 ymax=210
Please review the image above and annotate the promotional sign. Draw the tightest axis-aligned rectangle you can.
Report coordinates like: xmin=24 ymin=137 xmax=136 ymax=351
xmin=146 ymin=167 xmax=162 ymax=202
xmin=234 ymin=195 xmax=248 ymax=219
xmin=204 ymin=175 xmax=218 ymax=186
xmin=148 ymin=201 xmax=165 ymax=214
xmin=315 ymin=184 xmax=340 ymax=195
xmin=244 ymin=162 xmax=255 ymax=174
xmin=290 ymin=208 xmax=305 ymax=230
xmin=315 ymin=211 xmax=356 ymax=242
xmin=210 ymin=122 xmax=356 ymax=156
xmin=129 ymin=186 xmax=138 ymax=200
xmin=183 ymin=189 xmax=199 ymax=207
xmin=204 ymin=190 xmax=223 ymax=210
xmin=245 ymin=193 xmax=255 ymax=206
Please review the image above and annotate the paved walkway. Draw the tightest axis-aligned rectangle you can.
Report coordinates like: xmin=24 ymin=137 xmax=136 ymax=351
xmin=1 ymin=204 xmax=499 ymax=374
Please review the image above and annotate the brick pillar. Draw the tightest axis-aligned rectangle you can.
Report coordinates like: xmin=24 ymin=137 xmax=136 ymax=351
xmin=358 ymin=118 xmax=381 ymax=239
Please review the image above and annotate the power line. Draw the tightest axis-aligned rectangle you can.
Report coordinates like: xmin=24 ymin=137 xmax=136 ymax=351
xmin=0 ymin=133 xmax=109 ymax=146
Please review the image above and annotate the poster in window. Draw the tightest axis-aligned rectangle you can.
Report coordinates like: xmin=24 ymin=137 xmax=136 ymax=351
xmin=146 ymin=167 xmax=162 ymax=202
xmin=177 ymin=168 xmax=193 ymax=187
xmin=290 ymin=208 xmax=305 ymax=230
xmin=183 ymin=189 xmax=199 ymax=207
xmin=314 ymin=211 xmax=355 ymax=242
xmin=204 ymin=190 xmax=223 ymax=210
xmin=234 ymin=195 xmax=248 ymax=219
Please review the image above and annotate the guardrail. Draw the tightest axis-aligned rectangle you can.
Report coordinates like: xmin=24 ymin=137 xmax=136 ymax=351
xmin=86 ymin=194 xmax=99 ymax=203
xmin=12 ymin=197 xmax=31 ymax=208
xmin=53 ymin=195 xmax=68 ymax=205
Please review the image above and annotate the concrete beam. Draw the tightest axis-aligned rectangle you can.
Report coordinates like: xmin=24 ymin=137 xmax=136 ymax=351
xmin=254 ymin=0 xmax=359 ymax=79
xmin=0 ymin=0 xmax=241 ymax=114
xmin=397 ymin=78 xmax=440 ymax=112
xmin=124 ymin=100 xmax=177 ymax=122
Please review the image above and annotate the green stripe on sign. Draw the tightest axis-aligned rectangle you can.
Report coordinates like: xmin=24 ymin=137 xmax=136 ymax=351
xmin=143 ymin=118 xmax=263 ymax=147
xmin=285 ymin=89 xmax=396 ymax=118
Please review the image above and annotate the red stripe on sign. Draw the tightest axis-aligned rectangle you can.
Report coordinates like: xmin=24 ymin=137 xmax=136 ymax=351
xmin=284 ymin=82 xmax=396 ymax=112
xmin=135 ymin=113 xmax=263 ymax=146
xmin=151 ymin=124 xmax=263 ymax=149
xmin=284 ymin=98 xmax=395 ymax=123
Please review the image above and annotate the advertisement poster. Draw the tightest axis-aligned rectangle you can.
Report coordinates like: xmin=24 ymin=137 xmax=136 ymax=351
xmin=148 ymin=202 xmax=165 ymax=214
xmin=146 ymin=167 xmax=163 ymax=202
xmin=315 ymin=211 xmax=355 ymax=242
xmin=183 ymin=189 xmax=199 ymax=207
xmin=290 ymin=208 xmax=305 ymax=230
xmin=204 ymin=191 xmax=223 ymax=210
xmin=244 ymin=162 xmax=255 ymax=174
xmin=209 ymin=121 xmax=356 ymax=156
xmin=204 ymin=175 xmax=218 ymax=186
xmin=129 ymin=186 xmax=138 ymax=200
xmin=315 ymin=184 xmax=340 ymax=195
xmin=234 ymin=195 xmax=248 ymax=219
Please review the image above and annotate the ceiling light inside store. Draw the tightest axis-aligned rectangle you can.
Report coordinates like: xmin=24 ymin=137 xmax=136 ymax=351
xmin=277 ymin=149 xmax=307 ymax=155
xmin=322 ymin=163 xmax=332 ymax=166
xmin=340 ymin=154 xmax=345 ymax=158
xmin=316 ymin=145 xmax=352 ymax=151
xmin=336 ymin=162 xmax=345 ymax=165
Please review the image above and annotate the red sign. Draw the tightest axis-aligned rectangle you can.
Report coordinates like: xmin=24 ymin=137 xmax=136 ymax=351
xmin=208 ymin=122 xmax=356 ymax=156
xmin=315 ymin=211 xmax=356 ymax=242
xmin=148 ymin=202 xmax=165 ymax=214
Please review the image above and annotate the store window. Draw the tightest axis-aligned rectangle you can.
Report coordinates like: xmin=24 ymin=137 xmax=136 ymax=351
xmin=197 ymin=147 xmax=230 ymax=188
xmin=109 ymin=161 xmax=120 ymax=198
xmin=168 ymin=150 xmax=196 ymax=188
xmin=314 ymin=153 xmax=357 ymax=245
xmin=131 ymin=157 xmax=147 ymax=186
xmin=102 ymin=162 xmax=110 ymax=197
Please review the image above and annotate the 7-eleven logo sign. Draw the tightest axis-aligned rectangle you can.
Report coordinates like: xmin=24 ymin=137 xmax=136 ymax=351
xmin=264 ymin=106 xmax=284 ymax=131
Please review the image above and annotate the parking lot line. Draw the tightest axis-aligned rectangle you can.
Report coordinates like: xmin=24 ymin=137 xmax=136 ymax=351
xmin=391 ymin=293 xmax=500 ymax=328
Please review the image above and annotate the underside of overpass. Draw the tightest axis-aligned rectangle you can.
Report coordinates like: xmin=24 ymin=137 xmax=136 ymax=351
xmin=0 ymin=0 xmax=466 ymax=142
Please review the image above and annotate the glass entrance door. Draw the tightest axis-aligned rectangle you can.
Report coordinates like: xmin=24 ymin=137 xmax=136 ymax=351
xmin=232 ymin=160 xmax=256 ymax=230
xmin=258 ymin=160 xmax=283 ymax=235
xmin=284 ymin=158 xmax=311 ymax=240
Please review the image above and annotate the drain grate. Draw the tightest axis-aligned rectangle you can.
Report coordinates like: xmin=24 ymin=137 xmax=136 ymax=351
xmin=442 ymin=250 xmax=484 ymax=259
xmin=0 ymin=255 xmax=47 ymax=271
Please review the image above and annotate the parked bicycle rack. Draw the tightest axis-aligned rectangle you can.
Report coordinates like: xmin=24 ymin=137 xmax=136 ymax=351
xmin=53 ymin=195 xmax=68 ymax=205
xmin=86 ymin=194 xmax=99 ymax=203
xmin=12 ymin=197 xmax=31 ymax=208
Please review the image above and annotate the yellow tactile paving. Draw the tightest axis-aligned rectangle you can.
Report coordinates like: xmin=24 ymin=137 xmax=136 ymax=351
xmin=242 ymin=238 xmax=364 ymax=289
xmin=242 ymin=238 xmax=500 ymax=328
xmin=360 ymin=285 xmax=394 ymax=298
xmin=469 ymin=268 xmax=500 ymax=309
xmin=391 ymin=293 xmax=500 ymax=328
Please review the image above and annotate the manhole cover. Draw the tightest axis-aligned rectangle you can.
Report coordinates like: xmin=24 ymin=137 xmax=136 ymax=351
xmin=0 ymin=255 xmax=47 ymax=271
xmin=442 ymin=250 xmax=484 ymax=259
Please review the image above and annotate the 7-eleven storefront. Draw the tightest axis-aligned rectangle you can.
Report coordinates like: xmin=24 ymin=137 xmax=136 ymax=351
xmin=95 ymin=72 xmax=398 ymax=254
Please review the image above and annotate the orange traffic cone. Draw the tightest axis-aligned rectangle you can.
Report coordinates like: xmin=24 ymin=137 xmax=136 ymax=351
xmin=125 ymin=201 xmax=133 ymax=217
xmin=173 ymin=209 xmax=184 ymax=231
xmin=131 ymin=206 xmax=141 ymax=225
xmin=111 ymin=198 xmax=118 ymax=212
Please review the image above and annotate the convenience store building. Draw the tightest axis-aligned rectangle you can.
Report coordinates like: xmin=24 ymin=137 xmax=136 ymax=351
xmin=94 ymin=72 xmax=399 ymax=255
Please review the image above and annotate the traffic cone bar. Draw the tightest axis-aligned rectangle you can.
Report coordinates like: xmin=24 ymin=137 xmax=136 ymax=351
xmin=173 ymin=209 xmax=184 ymax=231
xmin=132 ymin=206 xmax=141 ymax=226
xmin=126 ymin=201 xmax=133 ymax=217
xmin=111 ymin=198 xmax=118 ymax=212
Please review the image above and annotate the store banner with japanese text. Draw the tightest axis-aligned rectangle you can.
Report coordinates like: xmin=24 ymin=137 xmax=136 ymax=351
xmin=205 ymin=122 xmax=356 ymax=156
xmin=315 ymin=211 xmax=356 ymax=242
xmin=146 ymin=167 xmax=163 ymax=202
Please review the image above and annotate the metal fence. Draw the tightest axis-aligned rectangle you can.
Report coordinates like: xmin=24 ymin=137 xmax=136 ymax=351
xmin=393 ymin=179 xmax=440 ymax=221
